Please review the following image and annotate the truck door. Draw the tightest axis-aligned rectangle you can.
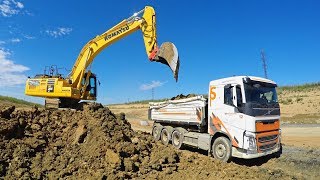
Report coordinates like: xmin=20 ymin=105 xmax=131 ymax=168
xmin=223 ymin=84 xmax=238 ymax=124
xmin=222 ymin=84 xmax=245 ymax=146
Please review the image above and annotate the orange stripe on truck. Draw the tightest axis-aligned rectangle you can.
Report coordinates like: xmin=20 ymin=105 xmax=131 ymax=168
xmin=256 ymin=120 xmax=279 ymax=132
xmin=211 ymin=113 xmax=239 ymax=148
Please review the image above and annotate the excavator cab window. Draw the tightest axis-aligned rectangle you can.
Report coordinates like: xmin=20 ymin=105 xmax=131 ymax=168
xmin=88 ymin=75 xmax=97 ymax=97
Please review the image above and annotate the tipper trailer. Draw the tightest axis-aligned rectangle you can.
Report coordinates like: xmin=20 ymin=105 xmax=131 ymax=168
xmin=149 ymin=76 xmax=282 ymax=162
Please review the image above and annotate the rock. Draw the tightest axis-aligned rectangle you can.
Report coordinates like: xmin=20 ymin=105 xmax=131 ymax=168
xmin=0 ymin=106 xmax=15 ymax=119
xmin=165 ymin=167 xmax=173 ymax=175
xmin=124 ymin=158 xmax=135 ymax=172
xmin=105 ymin=149 xmax=121 ymax=168
xmin=140 ymin=120 xmax=149 ymax=126
xmin=119 ymin=113 xmax=125 ymax=120
xmin=31 ymin=124 xmax=41 ymax=131
xmin=73 ymin=124 xmax=87 ymax=144
xmin=131 ymin=137 xmax=139 ymax=144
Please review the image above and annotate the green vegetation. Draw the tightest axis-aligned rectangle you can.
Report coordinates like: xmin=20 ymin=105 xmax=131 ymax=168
xmin=281 ymin=114 xmax=320 ymax=124
xmin=124 ymin=98 xmax=170 ymax=105
xmin=277 ymin=82 xmax=320 ymax=94
xmin=280 ymin=98 xmax=293 ymax=105
xmin=279 ymin=95 xmax=306 ymax=105
xmin=0 ymin=95 xmax=41 ymax=106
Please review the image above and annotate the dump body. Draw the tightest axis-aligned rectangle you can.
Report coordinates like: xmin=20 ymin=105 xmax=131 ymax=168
xmin=149 ymin=96 xmax=207 ymax=128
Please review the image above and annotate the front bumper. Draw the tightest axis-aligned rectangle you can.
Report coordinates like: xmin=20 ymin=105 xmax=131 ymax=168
xmin=232 ymin=144 xmax=281 ymax=159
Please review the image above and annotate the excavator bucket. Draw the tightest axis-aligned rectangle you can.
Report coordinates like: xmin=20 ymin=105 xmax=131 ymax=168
xmin=153 ymin=42 xmax=180 ymax=81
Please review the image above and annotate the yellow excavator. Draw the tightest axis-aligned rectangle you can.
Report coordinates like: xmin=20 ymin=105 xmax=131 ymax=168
xmin=25 ymin=6 xmax=180 ymax=108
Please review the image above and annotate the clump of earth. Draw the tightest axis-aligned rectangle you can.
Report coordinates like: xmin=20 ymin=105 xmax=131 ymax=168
xmin=170 ymin=94 xmax=197 ymax=100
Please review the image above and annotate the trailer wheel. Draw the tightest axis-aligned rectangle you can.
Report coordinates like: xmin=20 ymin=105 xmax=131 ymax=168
xmin=172 ymin=130 xmax=183 ymax=149
xmin=212 ymin=137 xmax=232 ymax=162
xmin=161 ymin=128 xmax=170 ymax=145
xmin=152 ymin=126 xmax=161 ymax=141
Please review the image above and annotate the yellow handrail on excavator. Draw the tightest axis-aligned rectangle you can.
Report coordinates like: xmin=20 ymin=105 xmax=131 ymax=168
xmin=25 ymin=6 xmax=180 ymax=108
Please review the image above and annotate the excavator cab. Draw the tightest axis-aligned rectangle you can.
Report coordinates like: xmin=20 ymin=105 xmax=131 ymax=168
xmin=88 ymin=74 xmax=97 ymax=98
xmin=82 ymin=72 xmax=97 ymax=99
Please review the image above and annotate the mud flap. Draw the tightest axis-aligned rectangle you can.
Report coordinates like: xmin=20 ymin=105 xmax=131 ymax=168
xmin=153 ymin=42 xmax=180 ymax=81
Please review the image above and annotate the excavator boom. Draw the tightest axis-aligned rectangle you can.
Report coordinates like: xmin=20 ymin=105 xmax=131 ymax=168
xmin=69 ymin=6 xmax=179 ymax=89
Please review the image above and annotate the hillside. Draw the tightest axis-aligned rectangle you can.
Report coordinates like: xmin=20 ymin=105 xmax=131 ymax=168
xmin=278 ymin=83 xmax=320 ymax=123
xmin=0 ymin=95 xmax=41 ymax=109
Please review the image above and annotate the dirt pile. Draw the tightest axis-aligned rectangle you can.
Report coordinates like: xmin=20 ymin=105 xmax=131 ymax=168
xmin=0 ymin=104 xmax=180 ymax=179
xmin=170 ymin=94 xmax=197 ymax=100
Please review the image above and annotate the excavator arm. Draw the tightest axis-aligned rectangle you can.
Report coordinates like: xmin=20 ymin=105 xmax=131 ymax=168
xmin=69 ymin=6 xmax=179 ymax=90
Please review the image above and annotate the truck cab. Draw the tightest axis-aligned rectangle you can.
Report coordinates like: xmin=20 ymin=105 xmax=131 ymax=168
xmin=209 ymin=76 xmax=281 ymax=159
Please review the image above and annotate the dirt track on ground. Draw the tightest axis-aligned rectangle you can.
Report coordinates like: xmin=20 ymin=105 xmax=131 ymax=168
xmin=0 ymin=104 xmax=319 ymax=179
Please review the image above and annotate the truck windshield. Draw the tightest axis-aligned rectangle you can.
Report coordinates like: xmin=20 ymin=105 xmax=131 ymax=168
xmin=244 ymin=83 xmax=278 ymax=104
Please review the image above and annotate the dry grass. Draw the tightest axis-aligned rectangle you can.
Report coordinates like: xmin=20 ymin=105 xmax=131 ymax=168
xmin=278 ymin=84 xmax=320 ymax=123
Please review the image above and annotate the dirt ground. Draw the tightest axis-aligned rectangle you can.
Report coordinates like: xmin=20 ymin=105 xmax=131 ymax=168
xmin=0 ymin=102 xmax=319 ymax=179
xmin=108 ymin=102 xmax=320 ymax=180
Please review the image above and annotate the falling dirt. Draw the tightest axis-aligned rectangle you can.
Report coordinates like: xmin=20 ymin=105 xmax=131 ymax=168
xmin=0 ymin=104 xmax=316 ymax=179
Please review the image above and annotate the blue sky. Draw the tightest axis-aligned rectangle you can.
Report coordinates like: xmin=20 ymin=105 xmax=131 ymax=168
xmin=0 ymin=0 xmax=319 ymax=104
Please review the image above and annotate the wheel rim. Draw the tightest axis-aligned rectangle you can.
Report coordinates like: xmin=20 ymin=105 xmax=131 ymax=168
xmin=153 ymin=127 xmax=158 ymax=138
xmin=173 ymin=132 xmax=180 ymax=145
xmin=215 ymin=143 xmax=226 ymax=158
xmin=162 ymin=130 xmax=168 ymax=142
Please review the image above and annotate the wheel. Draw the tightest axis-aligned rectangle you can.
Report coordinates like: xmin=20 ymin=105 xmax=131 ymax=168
xmin=212 ymin=136 xmax=232 ymax=162
xmin=172 ymin=130 xmax=183 ymax=149
xmin=161 ymin=128 xmax=170 ymax=145
xmin=274 ymin=143 xmax=282 ymax=158
xmin=152 ymin=126 xmax=161 ymax=141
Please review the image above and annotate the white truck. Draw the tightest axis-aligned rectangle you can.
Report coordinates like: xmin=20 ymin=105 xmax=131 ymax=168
xmin=149 ymin=76 xmax=281 ymax=162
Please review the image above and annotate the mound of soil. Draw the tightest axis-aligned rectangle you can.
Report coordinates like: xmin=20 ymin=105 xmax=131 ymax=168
xmin=0 ymin=104 xmax=180 ymax=179
xmin=0 ymin=104 xmax=300 ymax=179
xmin=170 ymin=94 xmax=197 ymax=100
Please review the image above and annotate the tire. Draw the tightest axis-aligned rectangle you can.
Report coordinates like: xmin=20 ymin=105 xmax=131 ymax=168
xmin=161 ymin=128 xmax=170 ymax=145
xmin=212 ymin=136 xmax=232 ymax=162
xmin=152 ymin=126 xmax=161 ymax=141
xmin=274 ymin=143 xmax=282 ymax=158
xmin=172 ymin=130 xmax=183 ymax=149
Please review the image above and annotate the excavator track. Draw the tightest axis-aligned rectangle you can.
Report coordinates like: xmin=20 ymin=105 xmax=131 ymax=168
xmin=45 ymin=98 xmax=80 ymax=109
xmin=45 ymin=98 xmax=60 ymax=109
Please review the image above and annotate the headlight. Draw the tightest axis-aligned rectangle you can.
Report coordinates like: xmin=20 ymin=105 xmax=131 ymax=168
xmin=248 ymin=136 xmax=256 ymax=149
xmin=244 ymin=133 xmax=257 ymax=154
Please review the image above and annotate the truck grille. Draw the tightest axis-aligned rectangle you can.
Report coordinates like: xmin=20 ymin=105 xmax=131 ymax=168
xmin=258 ymin=134 xmax=278 ymax=143
xmin=256 ymin=131 xmax=279 ymax=153
xmin=259 ymin=142 xmax=277 ymax=152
